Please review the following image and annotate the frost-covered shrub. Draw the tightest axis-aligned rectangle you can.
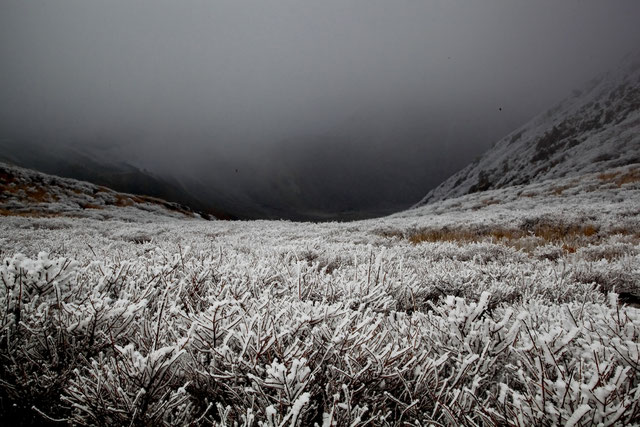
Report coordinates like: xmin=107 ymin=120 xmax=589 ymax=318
xmin=0 ymin=253 xmax=80 ymax=420
xmin=28 ymin=218 xmax=74 ymax=230
xmin=114 ymin=230 xmax=154 ymax=244
xmin=1 ymin=177 xmax=640 ymax=425
xmin=572 ymin=259 xmax=639 ymax=295
xmin=490 ymin=296 xmax=640 ymax=425
xmin=63 ymin=343 xmax=194 ymax=426
xmin=3 ymin=245 xmax=638 ymax=425
xmin=533 ymin=243 xmax=565 ymax=261
xmin=578 ymin=242 xmax=638 ymax=261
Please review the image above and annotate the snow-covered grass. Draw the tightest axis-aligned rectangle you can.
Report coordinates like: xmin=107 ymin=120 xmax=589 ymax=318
xmin=1 ymin=165 xmax=640 ymax=425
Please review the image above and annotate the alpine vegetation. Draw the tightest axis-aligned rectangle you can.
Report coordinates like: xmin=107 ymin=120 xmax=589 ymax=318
xmin=1 ymin=160 xmax=640 ymax=425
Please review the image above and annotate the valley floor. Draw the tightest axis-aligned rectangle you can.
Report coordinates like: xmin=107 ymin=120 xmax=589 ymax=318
xmin=1 ymin=164 xmax=640 ymax=425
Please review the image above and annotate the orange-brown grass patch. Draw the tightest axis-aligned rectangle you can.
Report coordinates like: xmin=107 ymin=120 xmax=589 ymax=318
xmin=25 ymin=186 xmax=58 ymax=202
xmin=598 ymin=171 xmax=621 ymax=182
xmin=530 ymin=222 xmax=598 ymax=241
xmin=582 ymin=224 xmax=598 ymax=236
xmin=598 ymin=167 xmax=640 ymax=187
xmin=0 ymin=183 xmax=59 ymax=203
xmin=407 ymin=222 xmax=601 ymax=253
xmin=614 ymin=168 xmax=640 ymax=186
xmin=113 ymin=194 xmax=135 ymax=207
xmin=408 ymin=228 xmax=485 ymax=244
xmin=408 ymin=227 xmax=526 ymax=245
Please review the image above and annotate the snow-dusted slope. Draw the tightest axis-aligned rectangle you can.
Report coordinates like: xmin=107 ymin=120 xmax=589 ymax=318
xmin=0 ymin=162 xmax=202 ymax=221
xmin=416 ymin=53 xmax=640 ymax=206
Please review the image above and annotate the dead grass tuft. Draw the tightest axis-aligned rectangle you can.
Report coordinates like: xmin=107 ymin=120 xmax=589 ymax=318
xmin=408 ymin=228 xmax=483 ymax=244
xmin=113 ymin=194 xmax=135 ymax=207
xmin=614 ymin=168 xmax=640 ymax=186
xmin=407 ymin=221 xmax=603 ymax=253
xmin=598 ymin=171 xmax=621 ymax=182
xmin=598 ymin=167 xmax=640 ymax=187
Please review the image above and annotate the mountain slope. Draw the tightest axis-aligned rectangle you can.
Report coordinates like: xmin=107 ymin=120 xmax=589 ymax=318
xmin=0 ymin=140 xmax=228 ymax=219
xmin=0 ymin=162 xmax=205 ymax=222
xmin=416 ymin=53 xmax=640 ymax=206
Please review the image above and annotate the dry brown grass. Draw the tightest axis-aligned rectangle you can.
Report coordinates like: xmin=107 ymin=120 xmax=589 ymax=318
xmin=615 ymin=168 xmax=640 ymax=186
xmin=0 ymin=169 xmax=195 ymax=218
xmin=113 ymin=194 xmax=135 ymax=207
xmin=408 ymin=227 xmax=527 ymax=245
xmin=1 ymin=182 xmax=59 ymax=203
xmin=597 ymin=171 xmax=621 ymax=182
xmin=530 ymin=222 xmax=598 ymax=241
xmin=598 ymin=167 xmax=640 ymax=187
xmin=26 ymin=186 xmax=58 ymax=202
xmin=408 ymin=228 xmax=485 ymax=244
xmin=407 ymin=222 xmax=603 ymax=253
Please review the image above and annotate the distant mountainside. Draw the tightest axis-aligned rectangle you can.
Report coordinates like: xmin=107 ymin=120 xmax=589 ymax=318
xmin=0 ymin=140 xmax=229 ymax=220
xmin=0 ymin=162 xmax=207 ymax=221
xmin=415 ymin=53 xmax=640 ymax=207
xmin=0 ymin=138 xmax=412 ymax=221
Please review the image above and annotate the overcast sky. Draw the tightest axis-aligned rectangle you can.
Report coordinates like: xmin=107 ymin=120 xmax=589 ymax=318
xmin=2 ymin=0 xmax=640 ymax=218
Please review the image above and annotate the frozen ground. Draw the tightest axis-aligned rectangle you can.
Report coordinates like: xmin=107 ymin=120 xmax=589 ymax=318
xmin=418 ymin=53 xmax=640 ymax=206
xmin=1 ymin=163 xmax=639 ymax=425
